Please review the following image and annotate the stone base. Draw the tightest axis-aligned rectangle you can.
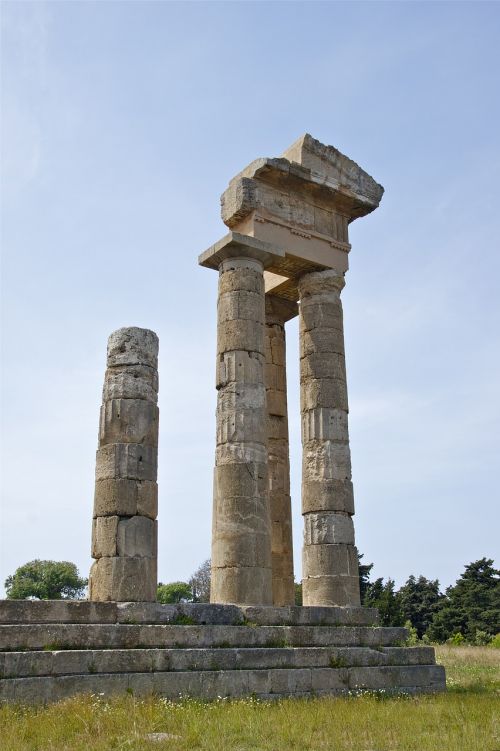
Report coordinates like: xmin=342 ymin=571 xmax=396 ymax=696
xmin=0 ymin=601 xmax=445 ymax=704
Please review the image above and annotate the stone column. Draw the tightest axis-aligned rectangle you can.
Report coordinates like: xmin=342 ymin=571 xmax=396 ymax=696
xmin=299 ymin=270 xmax=360 ymax=606
xmin=212 ymin=256 xmax=273 ymax=605
xmin=89 ymin=327 xmax=159 ymax=602
xmin=265 ymin=295 xmax=296 ymax=606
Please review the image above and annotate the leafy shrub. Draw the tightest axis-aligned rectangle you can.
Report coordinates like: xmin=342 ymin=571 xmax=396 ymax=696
xmin=474 ymin=630 xmax=492 ymax=646
xmin=404 ymin=620 xmax=419 ymax=646
xmin=447 ymin=632 xmax=465 ymax=646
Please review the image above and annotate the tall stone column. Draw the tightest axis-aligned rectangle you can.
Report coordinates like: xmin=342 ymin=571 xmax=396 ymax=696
xmin=212 ymin=256 xmax=273 ymax=605
xmin=265 ymin=295 xmax=296 ymax=606
xmin=299 ymin=270 xmax=360 ymax=607
xmin=89 ymin=327 xmax=159 ymax=602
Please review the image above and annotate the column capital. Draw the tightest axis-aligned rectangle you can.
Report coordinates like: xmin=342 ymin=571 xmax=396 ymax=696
xmin=198 ymin=231 xmax=285 ymax=272
xmin=298 ymin=268 xmax=346 ymax=298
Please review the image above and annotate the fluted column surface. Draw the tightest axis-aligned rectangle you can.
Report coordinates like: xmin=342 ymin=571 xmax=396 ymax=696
xmin=299 ymin=270 xmax=360 ymax=606
xmin=211 ymin=257 xmax=272 ymax=605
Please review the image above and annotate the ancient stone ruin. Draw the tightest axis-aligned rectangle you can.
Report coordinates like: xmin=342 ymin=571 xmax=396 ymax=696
xmin=0 ymin=135 xmax=446 ymax=703
xmin=200 ymin=133 xmax=379 ymax=609
xmin=89 ymin=327 xmax=159 ymax=602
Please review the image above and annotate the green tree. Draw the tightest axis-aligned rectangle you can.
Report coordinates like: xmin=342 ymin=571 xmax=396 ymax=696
xmin=189 ymin=559 xmax=211 ymax=602
xmin=363 ymin=577 xmax=404 ymax=626
xmin=157 ymin=581 xmax=193 ymax=604
xmin=294 ymin=581 xmax=303 ymax=606
xmin=4 ymin=560 xmax=87 ymax=600
xmin=427 ymin=558 xmax=500 ymax=642
xmin=398 ymin=575 xmax=443 ymax=638
xmin=358 ymin=552 xmax=374 ymax=603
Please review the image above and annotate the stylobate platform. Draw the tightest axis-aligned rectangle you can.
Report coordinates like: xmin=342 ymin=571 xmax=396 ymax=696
xmin=0 ymin=601 xmax=445 ymax=703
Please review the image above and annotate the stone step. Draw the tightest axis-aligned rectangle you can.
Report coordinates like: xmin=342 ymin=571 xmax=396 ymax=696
xmin=0 ymin=624 xmax=407 ymax=652
xmin=0 ymin=601 xmax=378 ymax=627
xmin=0 ymin=664 xmax=446 ymax=704
xmin=0 ymin=646 xmax=436 ymax=679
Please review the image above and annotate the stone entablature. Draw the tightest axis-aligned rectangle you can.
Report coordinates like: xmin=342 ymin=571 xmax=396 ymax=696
xmin=220 ymin=134 xmax=384 ymax=301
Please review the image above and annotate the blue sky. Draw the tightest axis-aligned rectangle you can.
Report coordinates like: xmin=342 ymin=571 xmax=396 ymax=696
xmin=1 ymin=1 xmax=499 ymax=596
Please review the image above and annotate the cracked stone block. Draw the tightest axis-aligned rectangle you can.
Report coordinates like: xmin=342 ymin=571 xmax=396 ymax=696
xmin=116 ymin=516 xmax=157 ymax=558
xmin=99 ymin=400 xmax=159 ymax=447
xmin=102 ymin=365 xmax=158 ymax=403
xmin=89 ymin=556 xmax=157 ymax=602
xmin=91 ymin=516 xmax=119 ymax=558
xmin=95 ymin=443 xmax=157 ymax=482
xmin=304 ymin=512 xmax=355 ymax=545
xmin=93 ymin=479 xmax=157 ymax=519
xmin=107 ymin=327 xmax=158 ymax=369
xmin=302 ymin=479 xmax=354 ymax=514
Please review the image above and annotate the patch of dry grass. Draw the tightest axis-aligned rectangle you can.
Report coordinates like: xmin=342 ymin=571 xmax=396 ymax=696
xmin=0 ymin=646 xmax=498 ymax=751
xmin=436 ymin=644 xmax=500 ymax=691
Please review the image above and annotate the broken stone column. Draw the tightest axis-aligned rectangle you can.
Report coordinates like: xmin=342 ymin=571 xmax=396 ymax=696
xmin=211 ymin=252 xmax=273 ymax=605
xmin=89 ymin=327 xmax=159 ymax=602
xmin=265 ymin=295 xmax=296 ymax=606
xmin=299 ymin=270 xmax=360 ymax=606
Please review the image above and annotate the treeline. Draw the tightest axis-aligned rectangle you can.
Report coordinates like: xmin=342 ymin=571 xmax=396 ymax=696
xmin=355 ymin=555 xmax=499 ymax=646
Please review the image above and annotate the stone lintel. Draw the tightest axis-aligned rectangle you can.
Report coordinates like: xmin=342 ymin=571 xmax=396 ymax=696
xmin=265 ymin=294 xmax=298 ymax=324
xmin=200 ymin=231 xmax=337 ymax=304
xmin=199 ymin=231 xmax=285 ymax=271
xmin=216 ymin=135 xmax=383 ymax=303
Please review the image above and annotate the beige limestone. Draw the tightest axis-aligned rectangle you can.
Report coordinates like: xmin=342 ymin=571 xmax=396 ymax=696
xmin=92 ymin=516 xmax=119 ymax=558
xmin=107 ymin=327 xmax=158 ymax=369
xmin=302 ymin=575 xmax=361 ymax=607
xmin=213 ymin=462 xmax=267 ymax=499
xmin=117 ymin=516 xmax=157 ymax=558
xmin=210 ymin=566 xmax=273 ymax=606
xmin=302 ymin=441 xmax=352 ymax=481
xmin=99 ymin=399 xmax=159 ymax=446
xmin=303 ymin=512 xmax=355 ymax=546
xmin=95 ymin=443 xmax=157 ymax=482
xmin=215 ymin=441 xmax=268 ymax=466
xmin=301 ymin=378 xmax=349 ymax=412
xmin=102 ymin=364 xmax=158 ymax=404
xmin=93 ymin=479 xmax=157 ymax=520
xmin=301 ymin=407 xmax=349 ymax=443
xmin=217 ymin=320 xmax=266 ymax=356
xmin=216 ymin=351 xmax=264 ymax=390
xmin=218 ymin=290 xmax=264 ymax=324
xmin=89 ymin=556 xmax=157 ymax=602
xmin=211 ymin=251 xmax=273 ymax=605
xmin=302 ymin=479 xmax=355 ymax=515
xmin=90 ymin=327 xmax=159 ymax=602
xmin=299 ymin=270 xmax=360 ymax=606
xmin=300 ymin=352 xmax=347 ymax=381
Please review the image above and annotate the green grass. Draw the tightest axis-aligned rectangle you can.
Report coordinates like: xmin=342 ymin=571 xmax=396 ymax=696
xmin=0 ymin=646 xmax=498 ymax=750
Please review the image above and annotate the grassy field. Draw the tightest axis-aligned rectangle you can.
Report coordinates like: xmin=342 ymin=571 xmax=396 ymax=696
xmin=1 ymin=646 xmax=498 ymax=750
